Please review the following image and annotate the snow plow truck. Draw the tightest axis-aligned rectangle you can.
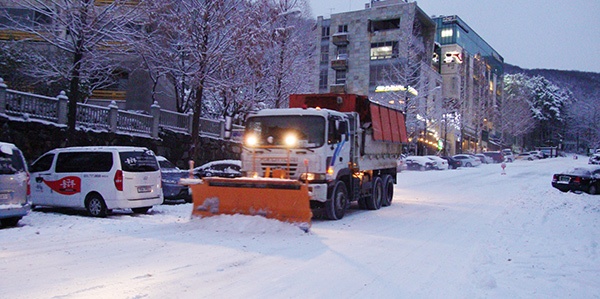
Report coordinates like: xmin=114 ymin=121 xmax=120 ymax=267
xmin=187 ymin=93 xmax=408 ymax=230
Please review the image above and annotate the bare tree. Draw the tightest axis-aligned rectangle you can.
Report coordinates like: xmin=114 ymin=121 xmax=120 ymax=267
xmin=1 ymin=0 xmax=145 ymax=134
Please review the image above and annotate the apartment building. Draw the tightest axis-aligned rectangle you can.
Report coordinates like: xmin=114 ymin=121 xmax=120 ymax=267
xmin=313 ymin=0 xmax=441 ymax=154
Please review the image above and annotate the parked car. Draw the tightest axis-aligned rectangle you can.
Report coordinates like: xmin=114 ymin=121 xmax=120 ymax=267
xmin=515 ymin=152 xmax=539 ymax=161
xmin=474 ymin=153 xmax=493 ymax=164
xmin=529 ymin=150 xmax=545 ymax=159
xmin=552 ymin=166 xmax=600 ymax=194
xmin=194 ymin=160 xmax=242 ymax=178
xmin=441 ymin=156 xmax=461 ymax=169
xmin=30 ymin=146 xmax=163 ymax=217
xmin=502 ymin=149 xmax=515 ymax=162
xmin=0 ymin=142 xmax=30 ymax=227
xmin=404 ymin=156 xmax=435 ymax=171
xmin=589 ymin=154 xmax=600 ymax=165
xmin=397 ymin=155 xmax=406 ymax=172
xmin=157 ymin=156 xmax=191 ymax=203
xmin=425 ymin=156 xmax=448 ymax=170
xmin=482 ymin=151 xmax=504 ymax=163
xmin=452 ymin=154 xmax=482 ymax=167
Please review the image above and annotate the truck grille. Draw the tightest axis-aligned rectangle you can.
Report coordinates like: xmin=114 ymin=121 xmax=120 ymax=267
xmin=260 ymin=162 xmax=299 ymax=178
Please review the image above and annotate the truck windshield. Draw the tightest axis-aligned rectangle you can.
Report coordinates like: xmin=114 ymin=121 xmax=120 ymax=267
xmin=245 ymin=115 xmax=325 ymax=148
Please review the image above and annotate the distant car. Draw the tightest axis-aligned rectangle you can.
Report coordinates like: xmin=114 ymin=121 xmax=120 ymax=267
xmin=441 ymin=156 xmax=461 ymax=169
xmin=482 ymin=151 xmax=504 ymax=163
xmin=515 ymin=152 xmax=539 ymax=161
xmin=425 ymin=155 xmax=448 ymax=170
xmin=502 ymin=149 xmax=514 ymax=162
xmin=157 ymin=156 xmax=191 ymax=203
xmin=405 ymin=156 xmax=435 ymax=171
xmin=589 ymin=154 xmax=600 ymax=165
xmin=397 ymin=155 xmax=406 ymax=172
xmin=194 ymin=160 xmax=242 ymax=178
xmin=552 ymin=166 xmax=600 ymax=194
xmin=474 ymin=153 xmax=493 ymax=164
xmin=452 ymin=154 xmax=482 ymax=167
xmin=0 ymin=142 xmax=30 ymax=227
xmin=529 ymin=150 xmax=545 ymax=159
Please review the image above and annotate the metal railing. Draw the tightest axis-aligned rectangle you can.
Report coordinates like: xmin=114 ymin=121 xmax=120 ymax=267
xmin=0 ymin=79 xmax=240 ymax=141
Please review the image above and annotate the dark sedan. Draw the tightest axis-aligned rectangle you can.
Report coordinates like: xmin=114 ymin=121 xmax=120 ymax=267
xmin=441 ymin=156 xmax=461 ymax=169
xmin=551 ymin=166 xmax=600 ymax=195
xmin=158 ymin=156 xmax=191 ymax=203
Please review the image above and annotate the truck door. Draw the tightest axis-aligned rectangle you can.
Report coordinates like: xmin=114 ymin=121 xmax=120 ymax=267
xmin=328 ymin=116 xmax=350 ymax=171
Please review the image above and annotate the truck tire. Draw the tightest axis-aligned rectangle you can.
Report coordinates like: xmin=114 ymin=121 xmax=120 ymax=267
xmin=326 ymin=181 xmax=348 ymax=220
xmin=382 ymin=175 xmax=394 ymax=207
xmin=365 ymin=176 xmax=383 ymax=210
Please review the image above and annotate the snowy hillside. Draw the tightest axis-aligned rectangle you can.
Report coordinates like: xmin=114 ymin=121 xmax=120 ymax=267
xmin=1 ymin=156 xmax=599 ymax=298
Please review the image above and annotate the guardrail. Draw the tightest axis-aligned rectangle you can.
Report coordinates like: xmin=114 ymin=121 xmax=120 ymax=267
xmin=0 ymin=78 xmax=240 ymax=141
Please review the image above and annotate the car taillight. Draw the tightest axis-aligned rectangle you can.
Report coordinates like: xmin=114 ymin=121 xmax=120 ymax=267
xmin=573 ymin=177 xmax=581 ymax=184
xmin=552 ymin=175 xmax=558 ymax=183
xmin=26 ymin=172 xmax=31 ymax=195
xmin=114 ymin=170 xmax=123 ymax=191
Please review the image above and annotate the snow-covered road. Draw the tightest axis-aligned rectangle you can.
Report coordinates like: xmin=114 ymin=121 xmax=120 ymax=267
xmin=1 ymin=156 xmax=599 ymax=298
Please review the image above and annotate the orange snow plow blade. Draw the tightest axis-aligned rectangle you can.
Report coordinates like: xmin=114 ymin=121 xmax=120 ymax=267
xmin=189 ymin=177 xmax=312 ymax=230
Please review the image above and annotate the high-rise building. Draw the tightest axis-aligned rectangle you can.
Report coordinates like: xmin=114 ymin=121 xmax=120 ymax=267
xmin=432 ymin=15 xmax=504 ymax=153
xmin=313 ymin=0 xmax=442 ymax=154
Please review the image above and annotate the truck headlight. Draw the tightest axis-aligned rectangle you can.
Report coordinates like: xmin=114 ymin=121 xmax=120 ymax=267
xmin=300 ymin=173 xmax=326 ymax=182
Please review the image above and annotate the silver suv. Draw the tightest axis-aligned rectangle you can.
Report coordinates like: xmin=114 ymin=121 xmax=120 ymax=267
xmin=0 ymin=142 xmax=30 ymax=227
xmin=502 ymin=149 xmax=515 ymax=162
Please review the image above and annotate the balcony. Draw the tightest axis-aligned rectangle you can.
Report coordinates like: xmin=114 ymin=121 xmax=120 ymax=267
xmin=0 ymin=30 xmax=43 ymax=42
xmin=90 ymin=90 xmax=127 ymax=101
xmin=330 ymin=54 xmax=348 ymax=70
xmin=329 ymin=84 xmax=346 ymax=94
xmin=331 ymin=32 xmax=349 ymax=46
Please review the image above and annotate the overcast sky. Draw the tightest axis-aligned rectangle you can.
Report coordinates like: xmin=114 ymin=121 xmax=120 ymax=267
xmin=308 ymin=0 xmax=600 ymax=73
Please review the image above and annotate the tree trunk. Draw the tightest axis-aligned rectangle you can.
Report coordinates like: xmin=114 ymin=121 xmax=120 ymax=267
xmin=190 ymin=84 xmax=204 ymax=161
xmin=67 ymin=50 xmax=83 ymax=139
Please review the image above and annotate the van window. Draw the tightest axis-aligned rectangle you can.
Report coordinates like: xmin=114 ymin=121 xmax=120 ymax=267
xmin=31 ymin=154 xmax=55 ymax=173
xmin=119 ymin=151 xmax=159 ymax=172
xmin=0 ymin=149 xmax=25 ymax=174
xmin=56 ymin=152 xmax=113 ymax=173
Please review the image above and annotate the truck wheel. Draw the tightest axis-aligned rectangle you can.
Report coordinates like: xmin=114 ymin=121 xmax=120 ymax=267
xmin=382 ymin=175 xmax=394 ymax=207
xmin=86 ymin=194 xmax=107 ymax=217
xmin=325 ymin=181 xmax=348 ymax=220
xmin=365 ymin=177 xmax=383 ymax=210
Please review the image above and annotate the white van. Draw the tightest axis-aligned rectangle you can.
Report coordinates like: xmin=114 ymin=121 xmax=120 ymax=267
xmin=0 ymin=142 xmax=30 ymax=227
xmin=30 ymin=146 xmax=163 ymax=217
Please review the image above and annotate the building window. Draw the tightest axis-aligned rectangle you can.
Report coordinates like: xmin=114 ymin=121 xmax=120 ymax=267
xmin=335 ymin=70 xmax=346 ymax=84
xmin=320 ymin=45 xmax=329 ymax=63
xmin=319 ymin=69 xmax=328 ymax=89
xmin=338 ymin=24 xmax=348 ymax=33
xmin=368 ymin=18 xmax=400 ymax=32
xmin=321 ymin=26 xmax=330 ymax=39
xmin=370 ymin=41 xmax=398 ymax=60
xmin=336 ymin=45 xmax=348 ymax=59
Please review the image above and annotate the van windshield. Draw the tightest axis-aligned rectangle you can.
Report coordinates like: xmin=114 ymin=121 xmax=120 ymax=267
xmin=120 ymin=151 xmax=159 ymax=172
xmin=0 ymin=149 xmax=25 ymax=175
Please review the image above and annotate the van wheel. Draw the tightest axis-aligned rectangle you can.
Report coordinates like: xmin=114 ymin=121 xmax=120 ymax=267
xmin=365 ymin=177 xmax=383 ymax=210
xmin=86 ymin=194 xmax=107 ymax=217
xmin=1 ymin=217 xmax=21 ymax=227
xmin=325 ymin=181 xmax=348 ymax=220
xmin=132 ymin=207 xmax=151 ymax=214
xmin=381 ymin=175 xmax=394 ymax=207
